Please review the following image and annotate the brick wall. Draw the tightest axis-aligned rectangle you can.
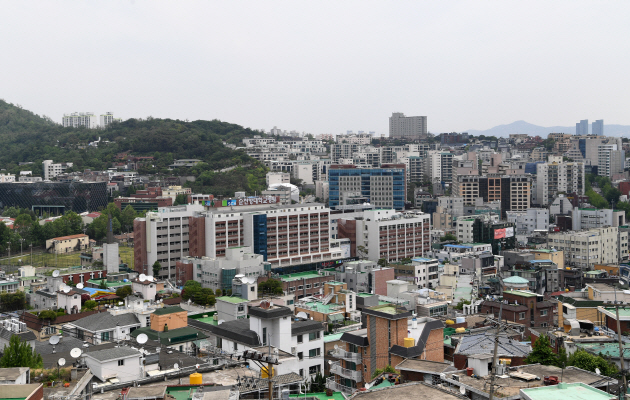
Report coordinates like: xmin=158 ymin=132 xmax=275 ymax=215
xmin=174 ymin=262 xmax=193 ymax=284
xmin=373 ymin=268 xmax=395 ymax=295
xmin=188 ymin=216 xmax=206 ymax=258
xmin=423 ymin=328 xmax=445 ymax=362
xmin=133 ymin=219 xmax=147 ymax=274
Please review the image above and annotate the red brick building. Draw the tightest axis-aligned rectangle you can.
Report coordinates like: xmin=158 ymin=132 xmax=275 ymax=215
xmin=480 ymin=289 xmax=554 ymax=336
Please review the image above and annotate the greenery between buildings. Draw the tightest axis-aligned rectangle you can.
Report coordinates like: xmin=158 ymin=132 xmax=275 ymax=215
xmin=0 ymin=336 xmax=43 ymax=368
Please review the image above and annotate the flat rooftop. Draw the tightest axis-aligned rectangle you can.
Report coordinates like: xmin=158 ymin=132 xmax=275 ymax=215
xmin=503 ymin=289 xmax=538 ymax=298
xmin=279 ymin=271 xmax=322 ymax=282
xmin=520 ymin=382 xmax=614 ymax=400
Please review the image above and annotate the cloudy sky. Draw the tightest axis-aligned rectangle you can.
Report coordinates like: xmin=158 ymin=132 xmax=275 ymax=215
xmin=3 ymin=1 xmax=629 ymax=134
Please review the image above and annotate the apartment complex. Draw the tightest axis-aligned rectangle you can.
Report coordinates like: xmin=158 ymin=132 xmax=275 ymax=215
xmin=336 ymin=209 xmax=431 ymax=263
xmin=62 ymin=112 xmax=99 ymax=128
xmin=506 ymin=208 xmax=549 ymax=235
xmin=328 ymin=165 xmax=406 ymax=210
xmin=571 ymin=207 xmax=626 ymax=230
xmin=548 ymin=227 xmax=629 ymax=269
xmin=534 ymin=161 xmax=585 ymax=206
xmin=389 ymin=112 xmax=427 ymax=139
xmin=135 ymin=201 xmax=343 ymax=278
xmin=100 ymin=112 xmax=115 ymax=127
xmin=43 ymin=160 xmax=74 ymax=180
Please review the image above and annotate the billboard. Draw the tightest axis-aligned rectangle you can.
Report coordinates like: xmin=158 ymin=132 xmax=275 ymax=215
xmin=505 ymin=227 xmax=514 ymax=238
xmin=204 ymin=196 xmax=278 ymax=208
xmin=494 ymin=228 xmax=506 ymax=239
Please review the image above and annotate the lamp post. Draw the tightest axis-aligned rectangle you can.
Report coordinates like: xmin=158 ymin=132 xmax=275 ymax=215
xmin=19 ymin=238 xmax=25 ymax=257
xmin=29 ymin=244 xmax=33 ymax=266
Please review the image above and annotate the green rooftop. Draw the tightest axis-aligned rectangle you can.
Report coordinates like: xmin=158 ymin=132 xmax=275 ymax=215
xmin=520 ymin=382 xmax=614 ymax=400
xmin=152 ymin=306 xmax=185 ymax=315
xmin=369 ymin=304 xmax=401 ymax=315
xmin=356 ymin=293 xmax=376 ymax=298
xmin=324 ymin=333 xmax=344 ymax=343
xmin=503 ymin=289 xmax=538 ymax=298
xmin=279 ymin=271 xmax=322 ymax=282
xmin=216 ymin=296 xmax=248 ymax=304
xmin=575 ymin=342 xmax=630 ymax=359
xmin=604 ymin=307 xmax=630 ymax=317
xmin=300 ymin=301 xmax=338 ymax=314
xmin=87 ymin=279 xmax=131 ymax=288
xmin=289 ymin=392 xmax=345 ymax=400
xmin=328 ymin=281 xmax=345 ymax=285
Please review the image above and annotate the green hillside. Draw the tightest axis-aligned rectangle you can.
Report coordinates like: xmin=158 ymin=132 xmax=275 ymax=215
xmin=0 ymin=99 xmax=268 ymax=195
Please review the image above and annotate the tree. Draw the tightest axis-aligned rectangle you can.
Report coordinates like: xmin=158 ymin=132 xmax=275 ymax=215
xmin=152 ymin=261 xmax=161 ymax=277
xmin=116 ymin=285 xmax=133 ymax=299
xmin=38 ymin=310 xmax=57 ymax=320
xmin=258 ymin=279 xmax=284 ymax=295
xmin=0 ymin=336 xmax=43 ymax=368
xmin=356 ymin=245 xmax=368 ymax=260
xmin=98 ymin=280 xmax=107 ymax=290
xmin=377 ymin=258 xmax=388 ymax=268
xmin=309 ymin=372 xmax=326 ymax=392
xmin=371 ymin=364 xmax=397 ymax=379
xmin=83 ymin=300 xmax=97 ymax=311
xmin=568 ymin=349 xmax=617 ymax=376
xmin=440 ymin=233 xmax=457 ymax=242
xmin=182 ymin=280 xmax=202 ymax=300
xmin=174 ymin=193 xmax=188 ymax=206
xmin=215 ymin=289 xmax=222 ymax=297
xmin=453 ymin=299 xmax=470 ymax=310
xmin=524 ymin=335 xmax=557 ymax=366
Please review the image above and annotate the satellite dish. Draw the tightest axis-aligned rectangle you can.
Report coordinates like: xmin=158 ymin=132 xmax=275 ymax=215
xmin=218 ymin=320 xmax=225 ymax=325
xmin=440 ymin=373 xmax=446 ymax=380
xmin=70 ymin=348 xmax=82 ymax=358
xmin=63 ymin=286 xmax=71 ymax=293
xmin=596 ymin=368 xmax=601 ymax=375
xmin=259 ymin=300 xmax=270 ymax=310
xmin=297 ymin=311 xmax=308 ymax=319
xmin=173 ymin=363 xmax=179 ymax=369
xmin=620 ymin=281 xmax=624 ymax=286
xmin=195 ymin=364 xmax=200 ymax=369
xmin=49 ymin=335 xmax=60 ymax=345
xmin=460 ymin=387 xmax=466 ymax=395
xmin=139 ymin=274 xmax=146 ymax=282
xmin=136 ymin=334 xmax=148 ymax=344
xmin=52 ymin=270 xmax=60 ymax=278
xmin=147 ymin=276 xmax=154 ymax=282
xmin=58 ymin=358 xmax=66 ymax=366
xmin=76 ymin=283 xmax=84 ymax=289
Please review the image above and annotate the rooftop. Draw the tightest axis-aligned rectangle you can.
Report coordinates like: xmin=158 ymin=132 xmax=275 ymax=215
xmin=216 ymin=296 xmax=248 ymax=304
xmin=503 ymin=289 xmax=539 ymax=298
xmin=348 ymin=382 xmax=466 ymax=400
xmin=575 ymin=341 xmax=630 ymax=358
xmin=520 ymin=382 xmax=614 ymax=400
xmin=152 ymin=306 xmax=186 ymax=315
xmin=279 ymin=271 xmax=322 ymax=282
xmin=84 ymin=347 xmax=141 ymax=362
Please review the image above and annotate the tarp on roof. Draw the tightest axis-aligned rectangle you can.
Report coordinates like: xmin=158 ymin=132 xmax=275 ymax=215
xmin=328 ymin=313 xmax=344 ymax=322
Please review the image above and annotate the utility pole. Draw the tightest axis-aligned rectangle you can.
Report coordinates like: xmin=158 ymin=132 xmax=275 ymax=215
xmin=488 ymin=301 xmax=504 ymax=400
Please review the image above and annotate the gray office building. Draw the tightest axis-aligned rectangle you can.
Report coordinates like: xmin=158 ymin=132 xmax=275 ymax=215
xmin=576 ymin=119 xmax=589 ymax=135
xmin=592 ymin=119 xmax=604 ymax=136
xmin=389 ymin=112 xmax=427 ymax=139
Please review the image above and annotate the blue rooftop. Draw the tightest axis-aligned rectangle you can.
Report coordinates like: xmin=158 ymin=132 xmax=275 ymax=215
xmin=412 ymin=257 xmax=435 ymax=262
xmin=530 ymin=259 xmax=553 ymax=263
xmin=444 ymin=244 xmax=472 ymax=249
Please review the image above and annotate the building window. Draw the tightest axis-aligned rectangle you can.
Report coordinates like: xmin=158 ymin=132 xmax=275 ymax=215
xmin=298 ymin=352 xmax=303 ymax=360
xmin=309 ymin=348 xmax=320 ymax=357
xmin=238 ymin=304 xmax=244 ymax=312
xmin=297 ymin=334 xmax=303 ymax=343
xmin=118 ymin=359 xmax=124 ymax=366
xmin=101 ymin=331 xmax=110 ymax=341
xmin=309 ymin=331 xmax=320 ymax=341
xmin=262 ymin=327 xmax=267 ymax=346
xmin=519 ymin=312 xmax=525 ymax=320
xmin=309 ymin=365 xmax=320 ymax=375
xmin=217 ymin=338 xmax=222 ymax=349
xmin=541 ymin=310 xmax=548 ymax=316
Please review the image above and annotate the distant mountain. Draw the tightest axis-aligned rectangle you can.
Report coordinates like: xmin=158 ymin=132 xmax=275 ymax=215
xmin=465 ymin=120 xmax=630 ymax=138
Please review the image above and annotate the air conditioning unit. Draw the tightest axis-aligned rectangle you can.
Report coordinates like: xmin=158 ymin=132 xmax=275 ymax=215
xmin=291 ymin=347 xmax=297 ymax=355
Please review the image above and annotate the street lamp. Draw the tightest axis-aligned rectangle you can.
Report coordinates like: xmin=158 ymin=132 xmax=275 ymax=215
xmin=19 ymin=238 xmax=25 ymax=257
xmin=29 ymin=244 xmax=33 ymax=266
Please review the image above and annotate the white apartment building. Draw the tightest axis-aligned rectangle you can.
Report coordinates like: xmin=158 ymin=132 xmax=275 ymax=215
xmin=438 ymin=197 xmax=465 ymax=219
xmin=0 ymin=173 xmax=15 ymax=183
xmin=100 ymin=112 xmax=114 ymax=127
xmin=62 ymin=112 xmax=98 ymax=128
xmin=180 ymin=247 xmax=268 ymax=291
xmin=337 ymin=209 xmax=431 ymax=263
xmin=597 ymin=144 xmax=625 ymax=178
xmin=42 ymin=160 xmax=74 ymax=180
xmin=266 ymin=171 xmax=290 ymax=186
xmin=535 ymin=161 xmax=585 ymax=206
xmin=548 ymin=227 xmax=629 ymax=268
xmin=571 ymin=207 xmax=626 ymax=230
xmin=389 ymin=112 xmax=427 ymax=139
xmin=506 ymin=208 xmax=549 ymax=235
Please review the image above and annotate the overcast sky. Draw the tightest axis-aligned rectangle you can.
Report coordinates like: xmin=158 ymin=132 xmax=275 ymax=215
xmin=3 ymin=1 xmax=630 ymax=135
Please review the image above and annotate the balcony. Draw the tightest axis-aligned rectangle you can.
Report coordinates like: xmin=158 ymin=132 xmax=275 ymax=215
xmin=330 ymin=362 xmax=362 ymax=381
xmin=326 ymin=377 xmax=355 ymax=396
xmin=331 ymin=348 xmax=362 ymax=363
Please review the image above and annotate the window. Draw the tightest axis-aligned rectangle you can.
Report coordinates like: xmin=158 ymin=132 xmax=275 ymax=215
xmin=299 ymin=368 xmax=304 ymax=377
xmin=540 ymin=309 xmax=548 ymax=316
xmin=101 ymin=331 xmax=110 ymax=341
xmin=217 ymin=337 xmax=222 ymax=349
xmin=309 ymin=348 xmax=320 ymax=357
xmin=519 ymin=312 xmax=525 ymax=320
xmin=309 ymin=331 xmax=320 ymax=341
xmin=297 ymin=334 xmax=303 ymax=343
xmin=118 ymin=359 xmax=124 ymax=366
xmin=309 ymin=365 xmax=320 ymax=375
xmin=238 ymin=304 xmax=244 ymax=312
xmin=234 ymin=342 xmax=238 ymax=351
xmin=298 ymin=352 xmax=303 ymax=360
xmin=262 ymin=327 xmax=267 ymax=346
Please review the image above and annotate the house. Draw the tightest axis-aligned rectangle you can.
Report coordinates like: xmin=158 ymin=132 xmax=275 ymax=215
xmin=130 ymin=306 xmax=207 ymax=353
xmin=45 ymin=234 xmax=89 ymax=254
xmin=83 ymin=347 xmax=143 ymax=383
xmin=56 ymin=289 xmax=81 ymax=314
xmin=131 ymin=278 xmax=157 ymax=301
xmin=345 ymin=381 xmax=467 ymax=400
xmin=394 ymin=359 xmax=456 ymax=385
xmin=480 ymin=290 xmax=554 ymax=336
xmin=0 ymin=319 xmax=36 ymax=350
xmin=65 ymin=312 xmax=141 ymax=344
xmin=0 ymin=367 xmax=30 ymax=384
xmin=452 ymin=333 xmax=531 ymax=370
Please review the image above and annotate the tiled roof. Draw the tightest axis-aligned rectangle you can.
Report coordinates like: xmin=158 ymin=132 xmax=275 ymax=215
xmin=291 ymin=320 xmax=325 ymax=336
xmin=455 ymin=333 xmax=531 ymax=357
xmin=208 ymin=319 xmax=261 ymax=346
xmin=69 ymin=312 xmax=139 ymax=332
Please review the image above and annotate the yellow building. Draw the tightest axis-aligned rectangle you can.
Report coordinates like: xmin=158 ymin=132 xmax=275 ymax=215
xmin=532 ymin=249 xmax=564 ymax=270
xmin=45 ymin=234 xmax=89 ymax=254
xmin=556 ymin=295 xmax=604 ymax=332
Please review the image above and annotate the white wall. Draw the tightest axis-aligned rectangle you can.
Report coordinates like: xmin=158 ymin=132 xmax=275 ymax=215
xmin=84 ymin=355 xmax=143 ymax=383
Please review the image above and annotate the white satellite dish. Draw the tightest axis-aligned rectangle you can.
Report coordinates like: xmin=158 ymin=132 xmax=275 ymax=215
xmin=49 ymin=335 xmax=60 ymax=345
xmin=147 ymin=276 xmax=154 ymax=282
xmin=58 ymin=358 xmax=66 ymax=366
xmin=195 ymin=364 xmax=200 ymax=369
xmin=173 ymin=363 xmax=179 ymax=369
xmin=595 ymin=368 xmax=601 ymax=375
xmin=460 ymin=386 xmax=466 ymax=395
xmin=440 ymin=373 xmax=446 ymax=380
xmin=52 ymin=270 xmax=60 ymax=278
xmin=70 ymin=348 xmax=82 ymax=358
xmin=63 ymin=286 xmax=71 ymax=293
xmin=76 ymin=283 xmax=84 ymax=289
xmin=136 ymin=333 xmax=148 ymax=345
xmin=139 ymin=274 xmax=146 ymax=282
xmin=218 ymin=320 xmax=225 ymax=325
xmin=297 ymin=311 xmax=308 ymax=319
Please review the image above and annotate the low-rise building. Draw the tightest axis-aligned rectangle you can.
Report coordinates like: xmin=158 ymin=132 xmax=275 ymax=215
xmin=83 ymin=347 xmax=143 ymax=384
xmin=45 ymin=234 xmax=89 ymax=254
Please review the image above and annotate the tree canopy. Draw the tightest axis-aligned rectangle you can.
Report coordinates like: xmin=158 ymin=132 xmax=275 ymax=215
xmin=258 ymin=279 xmax=283 ymax=295
xmin=524 ymin=335 xmax=557 ymax=366
xmin=0 ymin=336 xmax=43 ymax=368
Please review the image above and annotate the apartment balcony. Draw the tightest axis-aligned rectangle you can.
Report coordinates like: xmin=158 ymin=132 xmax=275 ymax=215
xmin=330 ymin=362 xmax=362 ymax=381
xmin=331 ymin=348 xmax=362 ymax=363
xmin=326 ymin=378 xmax=355 ymax=396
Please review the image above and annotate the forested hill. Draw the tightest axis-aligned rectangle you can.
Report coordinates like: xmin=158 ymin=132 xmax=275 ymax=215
xmin=0 ymin=99 xmax=261 ymax=171
xmin=0 ymin=99 xmax=269 ymax=196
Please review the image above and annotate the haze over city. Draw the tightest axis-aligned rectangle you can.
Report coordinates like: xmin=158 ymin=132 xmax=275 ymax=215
xmin=3 ymin=1 xmax=630 ymax=134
